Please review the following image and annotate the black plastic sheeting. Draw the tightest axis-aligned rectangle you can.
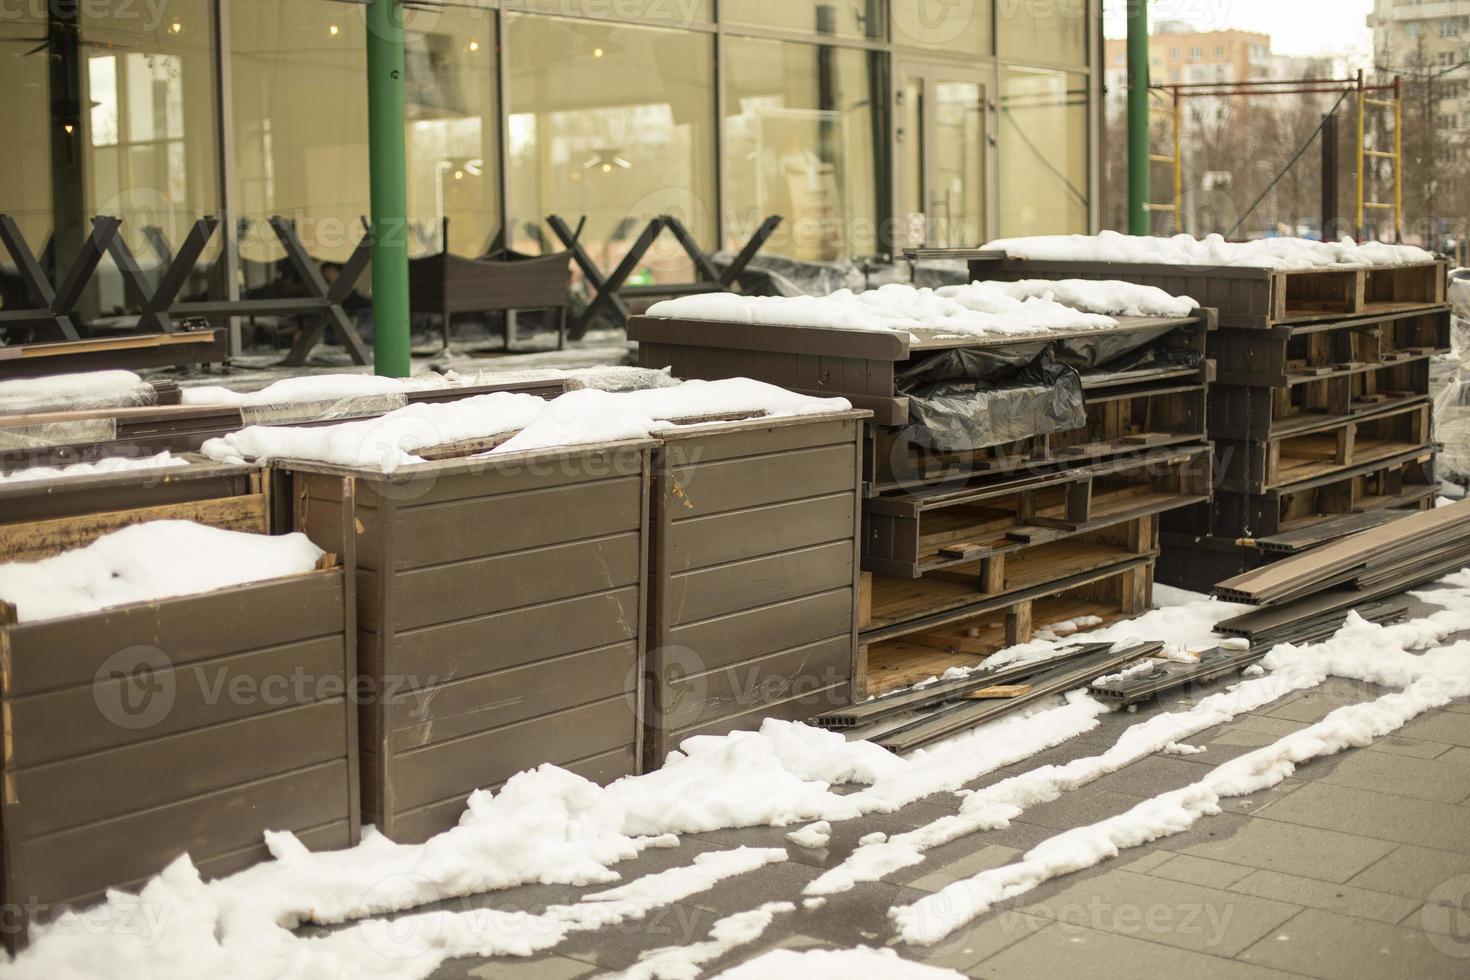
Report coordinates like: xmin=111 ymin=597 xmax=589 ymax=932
xmin=896 ymin=325 xmax=1201 ymax=453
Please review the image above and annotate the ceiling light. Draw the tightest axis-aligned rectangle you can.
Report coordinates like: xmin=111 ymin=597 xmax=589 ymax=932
xmin=592 ymin=47 xmax=604 ymax=58
xmin=329 ymin=24 xmax=340 ymax=37
xmin=468 ymin=40 xmax=479 ymax=52
xmin=168 ymin=21 xmax=182 ymax=35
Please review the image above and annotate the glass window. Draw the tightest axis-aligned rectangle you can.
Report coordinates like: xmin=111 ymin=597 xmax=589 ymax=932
xmin=997 ymin=0 xmax=1087 ymax=65
xmin=999 ymin=66 xmax=1087 ymax=236
xmin=403 ymin=5 xmax=500 ymax=257
xmin=891 ymin=0 xmax=991 ymax=56
xmin=723 ymin=37 xmax=886 ymax=261
xmin=506 ymin=15 xmax=715 ymax=282
xmin=723 ymin=0 xmax=885 ymax=42
xmin=81 ymin=0 xmax=219 ymax=316
xmin=231 ymin=0 xmax=370 ymax=271
xmin=0 ymin=14 xmax=54 ymax=256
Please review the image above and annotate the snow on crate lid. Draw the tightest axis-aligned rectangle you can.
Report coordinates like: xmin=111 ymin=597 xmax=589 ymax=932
xmin=983 ymin=230 xmax=1436 ymax=270
xmin=0 ymin=369 xmax=153 ymax=415
xmin=645 ymin=280 xmax=1195 ymax=338
xmin=0 ymin=521 xmax=324 ymax=623
xmin=479 ymin=379 xmax=852 ymax=457
xmin=0 ymin=451 xmax=189 ymax=487
xmin=201 ymin=379 xmax=850 ymax=472
xmin=180 ymin=371 xmax=455 ymax=408
xmin=200 ymin=391 xmax=549 ymax=472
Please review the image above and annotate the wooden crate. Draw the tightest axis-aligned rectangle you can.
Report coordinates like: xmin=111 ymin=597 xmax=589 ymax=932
xmin=967 ymin=254 xmax=1449 ymax=330
xmin=1211 ymin=307 xmax=1449 ymax=389
xmin=0 ymin=456 xmax=269 ymax=563
xmin=0 ymin=559 xmax=357 ymax=951
xmin=863 ymin=443 xmax=1212 ymax=577
xmin=644 ymin=412 xmax=866 ymax=768
xmin=284 ymin=440 xmax=653 ymax=843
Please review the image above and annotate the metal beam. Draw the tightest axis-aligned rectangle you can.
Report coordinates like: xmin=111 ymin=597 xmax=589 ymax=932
xmin=366 ymin=0 xmax=411 ymax=377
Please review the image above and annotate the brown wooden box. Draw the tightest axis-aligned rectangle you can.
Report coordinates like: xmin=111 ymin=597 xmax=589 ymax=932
xmin=0 ymin=456 xmax=269 ymax=563
xmin=0 ymin=564 xmax=358 ymax=951
xmin=284 ymin=441 xmax=654 ymax=843
xmin=644 ymin=412 xmax=867 ymax=768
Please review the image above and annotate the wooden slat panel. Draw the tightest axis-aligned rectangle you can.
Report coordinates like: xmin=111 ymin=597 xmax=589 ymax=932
xmin=9 ymin=634 xmax=346 ymax=767
xmin=668 ymin=495 xmax=856 ymax=573
xmin=9 ymin=700 xmax=350 ymax=838
xmin=5 ymin=572 xmax=344 ymax=694
xmin=661 ymin=417 xmax=858 ymax=466
xmin=354 ymin=445 xmax=646 ymax=508
xmin=0 ymin=494 xmax=268 ymax=563
xmin=388 ymin=697 xmax=636 ymax=811
xmin=379 ymin=587 xmax=640 ymax=684
xmin=668 ymin=589 xmax=853 ymax=673
xmin=388 ymin=476 xmax=642 ymax=569
xmin=665 ymin=541 xmax=855 ymax=626
xmin=387 ymin=533 xmax=641 ymax=630
xmin=666 ymin=444 xmax=855 ymax=517
xmin=12 ymin=760 xmax=351 ymax=907
xmin=387 ymin=642 xmax=637 ymax=750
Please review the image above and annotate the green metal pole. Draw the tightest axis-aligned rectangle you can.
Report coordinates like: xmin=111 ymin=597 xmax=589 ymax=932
xmin=1127 ymin=0 xmax=1151 ymax=235
xmin=366 ymin=0 xmax=411 ymax=377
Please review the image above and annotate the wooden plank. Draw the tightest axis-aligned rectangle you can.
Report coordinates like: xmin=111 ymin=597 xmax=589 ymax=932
xmin=0 ymin=494 xmax=267 ymax=563
xmin=962 ymin=684 xmax=1032 ymax=700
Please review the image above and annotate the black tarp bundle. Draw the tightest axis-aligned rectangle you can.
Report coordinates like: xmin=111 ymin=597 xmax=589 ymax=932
xmin=895 ymin=325 xmax=1199 ymax=452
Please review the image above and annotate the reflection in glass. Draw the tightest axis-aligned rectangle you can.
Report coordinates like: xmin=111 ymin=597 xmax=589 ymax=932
xmin=723 ymin=37 xmax=885 ymax=261
xmin=1000 ymin=66 xmax=1087 ymax=236
xmin=506 ymin=15 xmax=715 ymax=282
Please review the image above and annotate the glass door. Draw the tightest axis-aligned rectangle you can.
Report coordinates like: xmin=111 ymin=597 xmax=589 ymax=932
xmin=895 ymin=63 xmax=993 ymax=250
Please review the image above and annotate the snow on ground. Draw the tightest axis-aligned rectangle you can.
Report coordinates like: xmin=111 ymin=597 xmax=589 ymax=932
xmin=890 ymin=586 xmax=1470 ymax=946
xmin=785 ymin=822 xmax=832 ymax=850
xmin=611 ymin=901 xmax=795 ymax=980
xmin=984 ymin=230 xmax=1435 ymax=270
xmin=0 ymin=521 xmax=323 ymax=622
xmin=200 ymin=379 xmax=850 ymax=471
xmin=0 ymin=450 xmax=188 ymax=485
xmin=710 ymin=946 xmax=964 ymax=979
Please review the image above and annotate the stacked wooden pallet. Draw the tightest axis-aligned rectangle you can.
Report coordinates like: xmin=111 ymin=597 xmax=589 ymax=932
xmin=947 ymin=250 xmax=1451 ymax=593
xmin=629 ymin=304 xmax=1215 ymax=697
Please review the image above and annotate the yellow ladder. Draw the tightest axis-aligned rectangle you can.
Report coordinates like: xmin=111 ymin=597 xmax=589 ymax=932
xmin=1144 ymin=86 xmax=1183 ymax=231
xmin=1356 ymin=74 xmax=1403 ymax=241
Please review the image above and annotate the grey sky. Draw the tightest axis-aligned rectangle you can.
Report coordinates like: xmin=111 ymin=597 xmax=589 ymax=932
xmin=1102 ymin=0 xmax=1375 ymax=63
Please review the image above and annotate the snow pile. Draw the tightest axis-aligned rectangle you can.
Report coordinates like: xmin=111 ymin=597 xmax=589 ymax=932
xmin=0 ymin=451 xmax=188 ymax=485
xmin=181 ymin=373 xmax=452 ymax=407
xmin=199 ymin=392 xmax=548 ymax=471
xmin=712 ymin=947 xmax=964 ymax=979
xmin=647 ymin=282 xmax=1121 ymax=337
xmin=484 ymin=380 xmax=850 ymax=457
xmin=984 ymin=230 xmax=1435 ymax=270
xmin=0 ymin=521 xmax=323 ymax=622
xmin=937 ymin=279 xmax=1199 ymax=317
xmin=0 ymin=370 xmax=153 ymax=415
xmin=786 ymin=822 xmax=832 ymax=849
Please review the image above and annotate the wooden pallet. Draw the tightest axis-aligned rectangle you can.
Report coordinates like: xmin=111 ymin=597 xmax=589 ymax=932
xmin=1211 ymin=307 xmax=1449 ymax=389
xmin=964 ymin=254 xmax=1449 ymax=330
xmin=1214 ymin=401 xmax=1431 ymax=494
xmin=864 ymin=444 xmax=1210 ymax=576
xmin=857 ymin=556 xmax=1154 ymax=697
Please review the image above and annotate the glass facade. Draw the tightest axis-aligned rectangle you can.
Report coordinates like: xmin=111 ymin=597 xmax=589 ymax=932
xmin=0 ymin=0 xmax=1098 ymax=327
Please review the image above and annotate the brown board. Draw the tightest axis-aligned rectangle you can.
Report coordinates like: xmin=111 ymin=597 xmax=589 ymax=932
xmin=644 ymin=413 xmax=867 ymax=768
